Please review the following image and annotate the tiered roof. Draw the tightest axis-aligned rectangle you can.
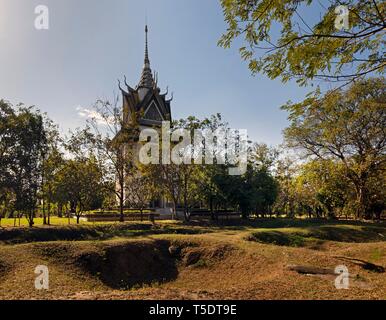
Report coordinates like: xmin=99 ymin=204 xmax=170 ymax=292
xmin=119 ymin=25 xmax=173 ymax=127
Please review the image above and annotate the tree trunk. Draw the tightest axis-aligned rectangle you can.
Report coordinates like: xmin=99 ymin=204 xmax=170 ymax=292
xmin=47 ymin=185 xmax=52 ymax=224
xmin=183 ymin=192 xmax=189 ymax=222
xmin=42 ymin=199 xmax=47 ymax=225
xmin=70 ymin=201 xmax=76 ymax=214
xmin=210 ymin=196 xmax=215 ymax=220
xmin=28 ymin=210 xmax=34 ymax=227
xmin=184 ymin=206 xmax=190 ymax=222
xmin=172 ymin=202 xmax=177 ymax=220
xmin=119 ymin=196 xmax=124 ymax=222
xmin=355 ymin=184 xmax=367 ymax=219
xmin=47 ymin=201 xmax=51 ymax=225
xmin=57 ymin=204 xmax=62 ymax=218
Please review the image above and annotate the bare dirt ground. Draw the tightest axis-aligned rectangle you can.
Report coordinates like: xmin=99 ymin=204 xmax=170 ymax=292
xmin=0 ymin=219 xmax=385 ymax=300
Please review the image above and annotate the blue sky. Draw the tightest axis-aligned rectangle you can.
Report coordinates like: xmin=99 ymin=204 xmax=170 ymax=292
xmin=0 ymin=0 xmax=313 ymax=145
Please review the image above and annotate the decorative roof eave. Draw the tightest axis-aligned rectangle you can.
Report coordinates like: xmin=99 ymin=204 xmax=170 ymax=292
xmin=166 ymin=92 xmax=174 ymax=103
xmin=160 ymin=86 xmax=169 ymax=98
xmin=118 ymin=79 xmax=128 ymax=95
xmin=124 ymin=76 xmax=136 ymax=93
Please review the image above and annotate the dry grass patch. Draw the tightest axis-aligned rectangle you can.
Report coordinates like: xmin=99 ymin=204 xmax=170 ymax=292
xmin=0 ymin=219 xmax=384 ymax=300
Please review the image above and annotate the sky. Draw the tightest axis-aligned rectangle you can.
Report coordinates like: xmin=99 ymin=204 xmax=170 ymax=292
xmin=0 ymin=0 xmax=313 ymax=146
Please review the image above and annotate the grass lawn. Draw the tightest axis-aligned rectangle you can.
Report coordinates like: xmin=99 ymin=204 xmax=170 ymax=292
xmin=0 ymin=218 xmax=384 ymax=300
xmin=0 ymin=217 xmax=95 ymax=227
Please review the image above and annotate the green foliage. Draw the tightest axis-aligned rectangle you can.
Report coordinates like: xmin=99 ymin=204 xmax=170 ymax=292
xmin=272 ymin=156 xmax=298 ymax=218
xmin=1 ymin=93 xmax=383 ymax=223
xmin=53 ymin=157 xmax=104 ymax=223
xmin=212 ymin=162 xmax=278 ymax=218
xmin=0 ymin=100 xmax=48 ymax=226
xmin=294 ymin=160 xmax=350 ymax=218
xmin=219 ymin=0 xmax=385 ymax=85
xmin=283 ymin=78 xmax=386 ymax=218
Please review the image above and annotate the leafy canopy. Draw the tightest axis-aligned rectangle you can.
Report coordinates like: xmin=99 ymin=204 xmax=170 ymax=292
xmin=219 ymin=0 xmax=385 ymax=85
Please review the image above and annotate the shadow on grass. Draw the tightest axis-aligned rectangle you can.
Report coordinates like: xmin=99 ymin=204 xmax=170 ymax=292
xmin=1 ymin=218 xmax=384 ymax=245
xmin=185 ymin=218 xmax=386 ymax=232
xmin=246 ymin=231 xmax=308 ymax=247
xmin=311 ymin=225 xmax=386 ymax=242
xmin=0 ymin=223 xmax=213 ymax=245
xmin=247 ymin=224 xmax=385 ymax=248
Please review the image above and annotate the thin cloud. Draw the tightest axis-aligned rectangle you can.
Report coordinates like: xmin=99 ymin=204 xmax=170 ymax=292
xmin=76 ymin=106 xmax=114 ymax=126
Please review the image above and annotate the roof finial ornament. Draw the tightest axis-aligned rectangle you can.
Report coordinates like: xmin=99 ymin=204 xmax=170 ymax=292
xmin=144 ymin=24 xmax=149 ymax=65
xmin=118 ymin=79 xmax=123 ymax=92
xmin=167 ymin=92 xmax=174 ymax=102
xmin=160 ymin=86 xmax=169 ymax=97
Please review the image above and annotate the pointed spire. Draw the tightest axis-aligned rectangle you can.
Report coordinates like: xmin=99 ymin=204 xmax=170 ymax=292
xmin=137 ymin=25 xmax=154 ymax=89
xmin=144 ymin=25 xmax=150 ymax=65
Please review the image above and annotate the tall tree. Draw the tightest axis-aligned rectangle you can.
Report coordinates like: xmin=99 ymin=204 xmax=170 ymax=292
xmin=124 ymin=166 xmax=156 ymax=221
xmin=42 ymin=148 xmax=64 ymax=225
xmin=273 ymin=157 xmax=298 ymax=218
xmin=283 ymin=78 xmax=386 ymax=219
xmin=41 ymin=117 xmax=62 ymax=225
xmin=18 ymin=108 xmax=47 ymax=227
xmin=54 ymin=158 xmax=104 ymax=224
xmin=147 ymin=163 xmax=182 ymax=220
xmin=75 ymin=99 xmax=138 ymax=222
